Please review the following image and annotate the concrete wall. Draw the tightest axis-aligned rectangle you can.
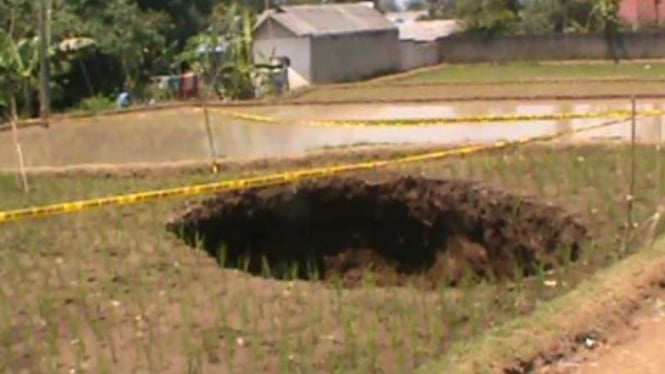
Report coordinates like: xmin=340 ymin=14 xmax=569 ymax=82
xmin=437 ymin=32 xmax=665 ymax=63
xmin=310 ymin=30 xmax=401 ymax=83
xmin=253 ymin=37 xmax=312 ymax=89
xmin=399 ymin=41 xmax=438 ymax=71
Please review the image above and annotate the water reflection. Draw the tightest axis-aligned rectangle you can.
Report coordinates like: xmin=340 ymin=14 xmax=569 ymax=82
xmin=1 ymin=100 xmax=664 ymax=168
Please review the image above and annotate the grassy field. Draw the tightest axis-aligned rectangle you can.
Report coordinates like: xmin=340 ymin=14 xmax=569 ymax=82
xmin=1 ymin=142 xmax=665 ymax=373
xmin=3 ymin=60 xmax=665 ymax=373
xmin=286 ymin=61 xmax=665 ymax=103
xmin=392 ymin=61 xmax=665 ymax=84
xmin=286 ymin=81 xmax=665 ymax=103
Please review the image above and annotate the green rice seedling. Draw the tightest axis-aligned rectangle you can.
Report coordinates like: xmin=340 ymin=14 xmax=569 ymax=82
xmin=249 ymin=335 xmax=264 ymax=373
xmin=86 ymin=305 xmax=111 ymax=367
xmin=186 ymin=353 xmax=203 ymax=374
xmin=180 ymin=287 xmax=200 ymax=373
xmin=278 ymin=331 xmax=294 ymax=374
xmin=288 ymin=261 xmax=300 ymax=281
xmin=222 ymin=309 xmax=237 ymax=372
xmin=361 ymin=267 xmax=377 ymax=289
xmin=201 ymin=328 xmax=220 ymax=365
xmin=217 ymin=243 xmax=229 ymax=269
xmin=98 ymin=354 xmax=114 ymax=374
xmin=389 ymin=316 xmax=408 ymax=372
xmin=363 ymin=316 xmax=381 ymax=372
xmin=241 ymin=254 xmax=251 ymax=274
xmin=534 ymin=261 xmax=549 ymax=299
xmin=69 ymin=309 xmax=89 ymax=374
xmin=261 ymin=255 xmax=272 ymax=279
xmin=0 ymin=294 xmax=15 ymax=371
xmin=306 ymin=257 xmax=321 ymax=281
xmin=448 ymin=163 xmax=460 ymax=179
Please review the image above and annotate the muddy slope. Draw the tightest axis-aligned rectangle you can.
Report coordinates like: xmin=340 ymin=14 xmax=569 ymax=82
xmin=167 ymin=176 xmax=588 ymax=286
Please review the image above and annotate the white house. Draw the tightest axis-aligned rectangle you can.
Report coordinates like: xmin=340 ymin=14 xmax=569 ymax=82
xmin=253 ymin=3 xmax=401 ymax=88
xmin=386 ymin=11 xmax=462 ymax=71
xmin=397 ymin=19 xmax=461 ymax=71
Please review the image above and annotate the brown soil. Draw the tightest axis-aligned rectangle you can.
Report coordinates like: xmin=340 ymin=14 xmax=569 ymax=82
xmin=427 ymin=237 xmax=665 ymax=374
xmin=531 ymin=284 xmax=665 ymax=374
xmin=541 ymin=289 xmax=665 ymax=373
xmin=167 ymin=176 xmax=587 ymax=287
xmin=572 ymin=294 xmax=665 ymax=374
xmin=7 ymin=143 xmax=457 ymax=177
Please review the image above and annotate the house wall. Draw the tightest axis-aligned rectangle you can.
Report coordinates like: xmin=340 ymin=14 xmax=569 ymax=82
xmin=254 ymin=21 xmax=312 ymax=88
xmin=619 ymin=0 xmax=665 ymax=28
xmin=399 ymin=40 xmax=438 ymax=71
xmin=309 ymin=30 xmax=400 ymax=83
xmin=436 ymin=31 xmax=665 ymax=63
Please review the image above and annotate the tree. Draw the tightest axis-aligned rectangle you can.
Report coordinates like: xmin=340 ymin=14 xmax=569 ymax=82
xmin=456 ymin=0 xmax=519 ymax=36
xmin=406 ymin=0 xmax=427 ymax=11
xmin=590 ymin=0 xmax=623 ymax=61
xmin=518 ymin=0 xmax=563 ymax=35
xmin=136 ymin=0 xmax=222 ymax=47
xmin=591 ymin=0 xmax=621 ymax=31
xmin=3 ymin=0 xmax=174 ymax=108
xmin=425 ymin=0 xmax=456 ymax=18
xmin=177 ymin=3 xmax=256 ymax=100
xmin=52 ymin=0 xmax=170 ymax=91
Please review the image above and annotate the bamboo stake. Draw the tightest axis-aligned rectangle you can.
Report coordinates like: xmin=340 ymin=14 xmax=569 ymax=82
xmin=9 ymin=95 xmax=29 ymax=194
xmin=628 ymin=96 xmax=637 ymax=230
xmin=202 ymin=104 xmax=220 ymax=174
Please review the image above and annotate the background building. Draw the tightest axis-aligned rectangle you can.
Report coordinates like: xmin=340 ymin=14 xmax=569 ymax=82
xmin=253 ymin=3 xmax=401 ymax=88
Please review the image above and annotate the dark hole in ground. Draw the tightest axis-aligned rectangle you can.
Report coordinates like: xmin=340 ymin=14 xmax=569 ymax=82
xmin=167 ymin=176 xmax=588 ymax=287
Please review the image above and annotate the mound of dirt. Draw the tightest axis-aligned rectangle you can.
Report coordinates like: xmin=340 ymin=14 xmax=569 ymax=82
xmin=167 ymin=176 xmax=588 ymax=287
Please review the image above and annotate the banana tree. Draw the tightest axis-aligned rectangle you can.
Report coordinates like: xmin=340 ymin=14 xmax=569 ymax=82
xmin=177 ymin=3 xmax=256 ymax=100
xmin=217 ymin=4 xmax=255 ymax=100
xmin=0 ymin=32 xmax=40 ymax=193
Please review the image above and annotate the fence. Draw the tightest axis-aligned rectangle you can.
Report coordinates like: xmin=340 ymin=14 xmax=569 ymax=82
xmin=436 ymin=31 xmax=665 ymax=63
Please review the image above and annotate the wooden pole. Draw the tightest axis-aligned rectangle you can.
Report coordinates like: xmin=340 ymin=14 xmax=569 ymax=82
xmin=628 ymin=96 xmax=637 ymax=230
xmin=202 ymin=105 xmax=220 ymax=173
xmin=9 ymin=96 xmax=29 ymax=194
xmin=38 ymin=0 xmax=50 ymax=127
xmin=656 ymin=101 xmax=663 ymax=204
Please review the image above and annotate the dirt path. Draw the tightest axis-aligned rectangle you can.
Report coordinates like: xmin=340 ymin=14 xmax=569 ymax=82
xmin=575 ymin=298 xmax=665 ymax=374
xmin=578 ymin=316 xmax=665 ymax=374
xmin=543 ymin=291 xmax=665 ymax=374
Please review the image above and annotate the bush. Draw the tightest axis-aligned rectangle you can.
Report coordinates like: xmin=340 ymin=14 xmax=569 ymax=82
xmin=77 ymin=95 xmax=116 ymax=114
xmin=457 ymin=0 xmax=520 ymax=36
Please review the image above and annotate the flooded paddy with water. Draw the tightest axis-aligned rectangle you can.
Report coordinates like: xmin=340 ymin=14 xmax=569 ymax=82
xmin=1 ymin=99 xmax=663 ymax=169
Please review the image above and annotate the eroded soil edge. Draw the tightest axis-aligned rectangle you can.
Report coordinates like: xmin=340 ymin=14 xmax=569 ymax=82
xmin=167 ymin=176 xmax=587 ymax=287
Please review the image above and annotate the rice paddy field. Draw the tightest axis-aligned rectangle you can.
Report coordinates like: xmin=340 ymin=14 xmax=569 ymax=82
xmin=3 ymin=61 xmax=665 ymax=373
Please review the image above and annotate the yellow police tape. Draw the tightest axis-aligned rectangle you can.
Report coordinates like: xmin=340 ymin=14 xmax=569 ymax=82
xmin=206 ymin=107 xmax=662 ymax=128
xmin=0 ymin=117 xmax=630 ymax=225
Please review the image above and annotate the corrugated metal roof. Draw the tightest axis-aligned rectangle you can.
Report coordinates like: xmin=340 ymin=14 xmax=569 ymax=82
xmin=397 ymin=20 xmax=462 ymax=42
xmin=256 ymin=3 xmax=397 ymax=37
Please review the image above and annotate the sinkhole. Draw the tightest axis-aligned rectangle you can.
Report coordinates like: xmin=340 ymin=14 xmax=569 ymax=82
xmin=167 ymin=176 xmax=587 ymax=287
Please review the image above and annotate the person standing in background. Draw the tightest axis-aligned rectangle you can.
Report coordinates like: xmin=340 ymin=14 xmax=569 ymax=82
xmin=116 ymin=90 xmax=132 ymax=109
